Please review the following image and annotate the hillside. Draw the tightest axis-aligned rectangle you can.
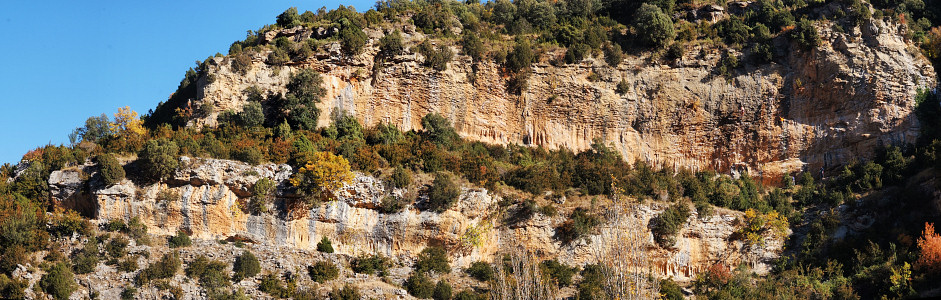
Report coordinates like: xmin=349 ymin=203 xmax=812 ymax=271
xmin=1 ymin=0 xmax=941 ymax=299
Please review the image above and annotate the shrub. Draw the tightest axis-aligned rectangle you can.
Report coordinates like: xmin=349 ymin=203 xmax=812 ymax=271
xmin=415 ymin=246 xmax=450 ymax=274
xmin=339 ymin=24 xmax=367 ymax=55
xmin=379 ymin=30 xmax=405 ymax=57
xmin=506 ymin=37 xmax=534 ymax=72
xmin=634 ymin=4 xmax=675 ymax=47
xmin=379 ymin=195 xmax=407 ymax=214
xmin=125 ymin=217 xmax=148 ymax=242
xmin=603 ymin=42 xmax=623 ymax=66
xmin=283 ymin=69 xmax=326 ymax=130
xmin=540 ymin=259 xmax=577 ymax=287
xmin=250 ymin=178 xmax=275 ymax=213
xmin=616 ymin=79 xmax=630 ymax=95
xmin=660 ymin=278 xmax=684 ymax=300
xmin=351 ymin=254 xmax=390 ymax=275
xmin=433 ymin=280 xmax=452 ymax=300
xmin=167 ymin=231 xmax=191 ymax=248
xmin=390 ymin=166 xmax=412 ymax=188
xmin=421 ymin=113 xmax=459 ymax=147
xmin=277 ymin=7 xmax=300 ymax=27
xmin=427 ymin=172 xmax=460 ymax=213
xmin=258 ymin=273 xmax=290 ymax=297
xmin=329 ymin=284 xmax=361 ymax=300
xmin=105 ymin=219 xmax=127 ymax=232
xmin=185 ymin=255 xmax=230 ymax=291
xmin=454 ymin=290 xmax=482 ymax=300
xmin=232 ymin=52 xmax=252 ymax=75
xmin=233 ymin=147 xmax=264 ymax=165
xmin=790 ymin=18 xmax=820 ymax=50
xmin=290 ymin=152 xmax=354 ymax=205
xmin=308 ymin=261 xmax=339 ymax=283
xmin=404 ymin=271 xmax=435 ymax=298
xmin=138 ymin=139 xmax=180 ymax=181
xmin=461 ymin=32 xmax=485 ymax=61
xmin=117 ymin=257 xmax=138 ymax=273
xmin=317 ymin=236 xmax=334 ymax=253
xmin=652 ymin=202 xmax=692 ymax=247
xmin=0 ymin=274 xmax=27 ymax=299
xmin=72 ymin=236 xmax=99 ymax=274
xmin=107 ymin=236 xmax=129 ymax=259
xmin=466 ymin=261 xmax=494 ymax=281
xmin=916 ymin=222 xmax=941 ymax=274
xmin=121 ymin=286 xmax=137 ymax=300
xmin=97 ymin=154 xmax=125 ymax=186
xmin=268 ymin=48 xmax=290 ymax=65
xmin=238 ymin=102 xmax=264 ymax=128
xmin=136 ymin=252 xmax=181 ymax=285
xmin=0 ymin=246 xmax=27 ymax=275
xmin=556 ymin=208 xmax=599 ymax=243
xmin=40 ymin=262 xmax=76 ymax=300
xmin=564 ymin=43 xmax=590 ymax=64
xmin=232 ymin=250 xmax=261 ymax=281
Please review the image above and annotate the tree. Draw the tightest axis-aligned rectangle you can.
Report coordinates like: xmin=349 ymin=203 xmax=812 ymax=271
xmin=317 ymin=236 xmax=335 ymax=253
xmin=433 ymin=280 xmax=453 ymax=300
xmin=916 ymin=222 xmax=941 ymax=275
xmin=634 ymin=4 xmax=675 ymax=47
xmin=427 ymin=172 xmax=460 ymax=213
xmin=110 ymin=106 xmax=147 ymax=137
xmin=283 ymin=69 xmax=326 ymax=130
xmin=415 ymin=246 xmax=451 ymax=274
xmin=339 ymin=23 xmax=367 ymax=55
xmin=330 ymin=284 xmax=361 ymax=300
xmin=790 ymin=18 xmax=820 ymax=50
xmin=277 ymin=7 xmax=301 ymax=27
xmin=405 ymin=271 xmax=435 ymax=298
xmin=603 ymin=42 xmax=624 ymax=66
xmin=138 ymin=139 xmax=180 ymax=181
xmin=75 ymin=114 xmax=112 ymax=143
xmin=421 ymin=113 xmax=459 ymax=147
xmin=379 ymin=30 xmax=405 ymax=57
xmin=461 ymin=32 xmax=485 ymax=61
xmin=97 ymin=154 xmax=125 ymax=186
xmin=290 ymin=151 xmax=354 ymax=204
xmin=238 ymin=102 xmax=264 ymax=127
xmin=506 ymin=37 xmax=534 ymax=72
xmin=233 ymin=250 xmax=261 ymax=282
xmin=651 ymin=202 xmax=691 ymax=247
xmin=308 ymin=261 xmax=339 ymax=283
xmin=40 ymin=262 xmax=76 ymax=300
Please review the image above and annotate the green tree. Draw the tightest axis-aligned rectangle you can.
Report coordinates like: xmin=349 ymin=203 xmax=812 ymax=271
xmin=40 ymin=262 xmax=76 ymax=300
xmin=330 ymin=284 xmax=362 ymax=300
xmin=317 ymin=236 xmax=335 ymax=253
xmin=283 ymin=69 xmax=326 ymax=130
xmin=308 ymin=261 xmax=339 ymax=283
xmin=277 ymin=7 xmax=301 ymax=27
xmin=433 ymin=280 xmax=453 ymax=300
xmin=461 ymin=32 xmax=485 ymax=61
xmin=421 ymin=113 xmax=459 ymax=147
xmin=427 ymin=172 xmax=460 ymax=213
xmin=232 ymin=250 xmax=261 ymax=282
xmin=415 ymin=246 xmax=451 ymax=274
xmin=405 ymin=271 xmax=435 ymax=298
xmin=339 ymin=23 xmax=367 ymax=55
xmin=506 ymin=37 xmax=534 ymax=72
xmin=97 ymin=154 xmax=125 ymax=186
xmin=379 ymin=30 xmax=405 ymax=56
xmin=138 ymin=139 xmax=180 ymax=181
xmin=71 ymin=236 xmax=99 ymax=274
xmin=466 ymin=261 xmax=493 ymax=281
xmin=790 ymin=18 xmax=820 ymax=50
xmin=634 ymin=4 xmax=675 ymax=47
xmin=167 ymin=231 xmax=191 ymax=248
xmin=238 ymin=102 xmax=264 ymax=127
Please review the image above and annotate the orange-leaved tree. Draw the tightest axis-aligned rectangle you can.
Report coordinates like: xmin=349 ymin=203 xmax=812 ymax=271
xmin=916 ymin=222 xmax=941 ymax=275
xmin=289 ymin=151 xmax=354 ymax=207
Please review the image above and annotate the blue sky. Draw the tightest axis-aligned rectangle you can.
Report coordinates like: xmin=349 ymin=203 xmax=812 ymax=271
xmin=0 ymin=1 xmax=373 ymax=165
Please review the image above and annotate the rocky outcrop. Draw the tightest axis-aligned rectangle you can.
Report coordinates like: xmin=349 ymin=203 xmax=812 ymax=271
xmin=51 ymin=157 xmax=783 ymax=283
xmin=192 ymin=18 xmax=935 ymax=182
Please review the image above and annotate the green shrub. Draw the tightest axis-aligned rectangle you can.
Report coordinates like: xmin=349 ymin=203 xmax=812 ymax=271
xmin=231 ymin=52 xmax=252 ymax=75
xmin=506 ymin=37 xmax=534 ymax=72
xmin=0 ymin=246 xmax=27 ymax=275
xmin=107 ymin=236 xmax=129 ymax=259
xmin=233 ymin=147 xmax=264 ymax=165
xmin=540 ymin=259 xmax=577 ymax=287
xmin=461 ymin=32 xmax=485 ymax=61
xmin=379 ymin=30 xmax=405 ymax=57
xmin=250 ymin=178 xmax=275 ymax=213
xmin=277 ymin=7 xmax=301 ymax=27
xmin=125 ymin=217 xmax=148 ymax=243
xmin=556 ymin=208 xmax=599 ymax=243
xmin=97 ymin=154 xmax=125 ymax=186
xmin=121 ymin=286 xmax=137 ymax=300
xmin=238 ymin=102 xmax=264 ymax=128
xmin=40 ymin=262 xmax=76 ymax=300
xmin=616 ymin=79 xmax=630 ymax=95
xmin=351 ymin=254 xmax=390 ymax=275
xmin=417 ymin=41 xmax=454 ymax=71
xmin=0 ymin=274 xmax=27 ymax=299
xmin=415 ymin=246 xmax=450 ymax=274
xmin=308 ymin=261 xmax=339 ymax=283
xmin=427 ymin=172 xmax=460 ymax=213
xmin=465 ymin=261 xmax=493 ymax=281
xmin=790 ymin=18 xmax=820 ymax=50
xmin=185 ymin=255 xmax=230 ymax=290
xmin=379 ymin=195 xmax=407 ymax=214
xmin=117 ymin=257 xmax=138 ymax=273
xmin=105 ymin=219 xmax=127 ymax=232
xmin=390 ymin=166 xmax=412 ymax=188
xmin=329 ymin=284 xmax=361 ymax=300
xmin=167 ymin=231 xmax=191 ymax=248
xmin=565 ymin=43 xmax=590 ymax=64
xmin=340 ymin=24 xmax=367 ymax=55
xmin=258 ymin=273 xmax=290 ymax=298
xmin=421 ymin=113 xmax=459 ymax=147
xmin=603 ymin=42 xmax=624 ymax=66
xmin=652 ymin=202 xmax=692 ymax=247
xmin=404 ymin=271 xmax=435 ymax=298
xmin=317 ymin=236 xmax=334 ymax=253
xmin=634 ymin=4 xmax=675 ymax=47
xmin=136 ymin=252 xmax=181 ymax=286
xmin=433 ymin=280 xmax=452 ymax=300
xmin=232 ymin=250 xmax=261 ymax=282
xmin=72 ymin=236 xmax=99 ymax=274
xmin=138 ymin=139 xmax=180 ymax=181
xmin=268 ymin=48 xmax=290 ymax=65
xmin=283 ymin=69 xmax=326 ymax=130
xmin=454 ymin=290 xmax=483 ymax=300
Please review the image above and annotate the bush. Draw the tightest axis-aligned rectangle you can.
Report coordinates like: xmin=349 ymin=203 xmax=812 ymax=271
xmin=258 ymin=273 xmax=290 ymax=297
xmin=339 ymin=24 xmax=367 ymax=55
xmin=421 ymin=113 xmax=459 ymax=147
xmin=117 ymin=257 xmax=138 ymax=273
xmin=283 ymin=69 xmax=326 ymax=130
xmin=0 ymin=246 xmax=27 ymax=275
xmin=660 ymin=278 xmax=684 ymax=300
xmin=790 ymin=18 xmax=820 ymax=50
xmin=506 ymin=38 xmax=534 ymax=72
xmin=107 ymin=236 xmax=129 ymax=258
xmin=351 ymin=254 xmax=390 ymax=275
xmin=40 ymin=262 xmax=76 ymax=300
xmin=330 ymin=284 xmax=361 ymax=300
xmin=125 ymin=217 xmax=148 ymax=242
xmin=427 ymin=172 xmax=460 ymax=213
xmin=290 ymin=152 xmax=354 ymax=205
xmin=564 ymin=43 xmax=590 ymax=64
xmin=308 ymin=261 xmax=339 ymax=283
xmin=233 ymin=147 xmax=264 ymax=165
xmin=238 ymin=102 xmax=264 ymax=128
xmin=97 ymin=154 xmax=125 ymax=186
xmin=138 ymin=139 xmax=180 ymax=181
xmin=250 ymin=178 xmax=275 ymax=213
xmin=461 ymin=32 xmax=485 ymax=61
xmin=603 ymin=42 xmax=624 ymax=66
xmin=167 ymin=231 xmax=191 ymax=248
xmin=634 ymin=4 xmax=675 ymax=47
xmin=379 ymin=30 xmax=405 ymax=57
xmin=277 ymin=7 xmax=300 ymax=27
xmin=121 ymin=286 xmax=137 ymax=300
xmin=616 ymin=79 xmax=630 ymax=95
xmin=72 ymin=236 xmax=99 ymax=274
xmin=390 ymin=166 xmax=412 ymax=188
xmin=0 ymin=274 xmax=27 ymax=299
xmin=404 ymin=271 xmax=435 ymax=298
xmin=268 ymin=49 xmax=290 ymax=65
xmin=185 ymin=255 xmax=229 ymax=291
xmin=415 ymin=246 xmax=450 ymax=274
xmin=652 ymin=202 xmax=692 ymax=247
xmin=317 ymin=236 xmax=334 ymax=253
xmin=433 ymin=280 xmax=453 ymax=300
xmin=556 ymin=208 xmax=599 ymax=243
xmin=379 ymin=195 xmax=407 ymax=214
xmin=232 ymin=52 xmax=252 ymax=75
xmin=233 ymin=250 xmax=261 ymax=282
xmin=540 ymin=259 xmax=577 ymax=287
xmin=136 ymin=252 xmax=181 ymax=285
xmin=466 ymin=261 xmax=494 ymax=281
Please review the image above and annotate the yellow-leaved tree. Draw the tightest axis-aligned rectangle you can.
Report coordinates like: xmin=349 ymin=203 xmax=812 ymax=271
xmin=290 ymin=152 xmax=354 ymax=208
xmin=110 ymin=106 xmax=146 ymax=136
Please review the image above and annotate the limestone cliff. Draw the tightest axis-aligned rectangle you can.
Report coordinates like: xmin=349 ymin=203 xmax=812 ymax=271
xmin=191 ymin=17 xmax=935 ymax=182
xmin=50 ymin=157 xmax=783 ymax=285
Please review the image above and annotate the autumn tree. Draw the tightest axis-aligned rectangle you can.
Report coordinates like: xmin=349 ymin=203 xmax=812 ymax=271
xmin=290 ymin=152 xmax=354 ymax=206
xmin=110 ymin=106 xmax=146 ymax=137
xmin=916 ymin=222 xmax=941 ymax=275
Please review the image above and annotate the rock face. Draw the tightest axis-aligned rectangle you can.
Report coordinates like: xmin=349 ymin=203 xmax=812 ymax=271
xmin=192 ymin=18 xmax=935 ymax=182
xmin=50 ymin=157 xmax=783 ymax=282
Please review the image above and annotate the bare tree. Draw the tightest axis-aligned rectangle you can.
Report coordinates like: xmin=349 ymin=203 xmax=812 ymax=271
xmin=588 ymin=193 xmax=661 ymax=300
xmin=489 ymin=246 xmax=559 ymax=300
